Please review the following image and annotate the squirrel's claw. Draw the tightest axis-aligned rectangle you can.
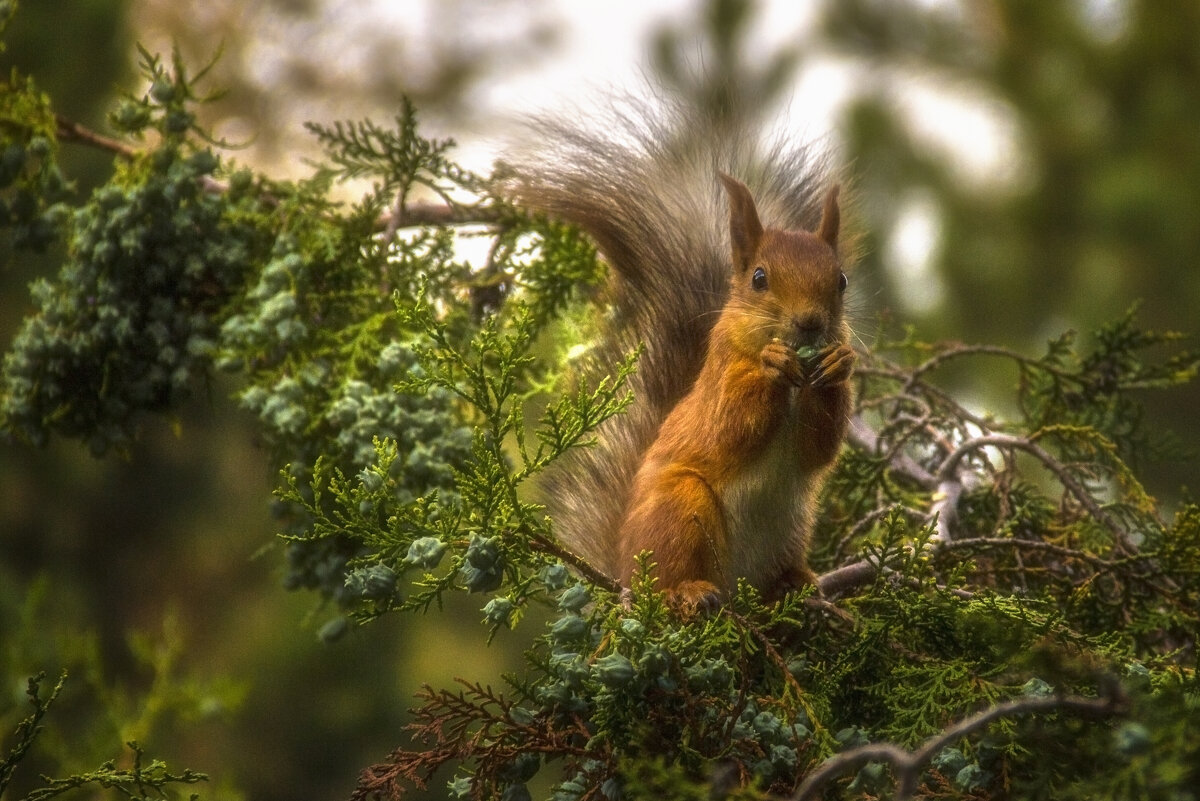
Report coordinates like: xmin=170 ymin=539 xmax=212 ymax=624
xmin=761 ymin=340 xmax=805 ymax=384
xmin=809 ymin=344 xmax=855 ymax=388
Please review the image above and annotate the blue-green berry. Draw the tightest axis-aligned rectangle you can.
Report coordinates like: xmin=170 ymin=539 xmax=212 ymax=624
xmin=932 ymin=747 xmax=968 ymax=775
xmin=150 ymin=78 xmax=176 ymax=103
xmin=1113 ymin=722 xmax=1152 ymax=757
xmin=350 ymin=564 xmax=397 ymax=600
xmin=483 ymin=597 xmax=515 ymax=626
xmin=954 ymin=763 xmax=989 ymax=791
xmin=638 ymin=645 xmax=671 ymax=676
xmin=447 ymin=775 xmax=472 ymax=799
xmin=508 ymin=706 xmax=535 ymax=726
xmin=540 ymin=563 xmax=569 ymax=590
xmin=465 ymin=534 xmax=502 ymax=569
xmin=847 ymin=761 xmax=887 ymax=793
xmin=618 ymin=618 xmax=645 ymax=638
xmin=557 ymin=583 xmax=591 ymax=613
xmin=550 ymin=614 xmax=589 ymax=642
xmin=459 ymin=563 xmax=503 ymax=593
xmin=404 ymin=536 xmax=447 ymax=569
xmin=593 ymin=653 xmax=634 ymax=688
xmin=358 ymin=468 xmax=384 ymax=493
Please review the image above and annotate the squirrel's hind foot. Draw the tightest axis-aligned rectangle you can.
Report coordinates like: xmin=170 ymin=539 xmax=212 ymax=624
xmin=666 ymin=580 xmax=722 ymax=618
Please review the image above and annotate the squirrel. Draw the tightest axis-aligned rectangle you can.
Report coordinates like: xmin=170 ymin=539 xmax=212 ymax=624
xmin=506 ymin=100 xmax=855 ymax=610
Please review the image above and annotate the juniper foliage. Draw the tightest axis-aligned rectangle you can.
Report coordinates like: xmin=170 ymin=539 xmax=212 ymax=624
xmin=2 ymin=26 xmax=1200 ymax=801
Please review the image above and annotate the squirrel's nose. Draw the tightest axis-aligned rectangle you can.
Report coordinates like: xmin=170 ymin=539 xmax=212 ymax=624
xmin=791 ymin=313 xmax=825 ymax=346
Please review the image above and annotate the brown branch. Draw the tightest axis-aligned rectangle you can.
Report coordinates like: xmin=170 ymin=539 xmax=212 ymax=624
xmin=55 ymin=114 xmax=137 ymax=159
xmin=792 ymin=692 xmax=1122 ymax=801
xmin=848 ymin=416 xmax=936 ymax=489
xmin=815 ymin=559 xmax=878 ymax=598
xmin=938 ymin=535 xmax=1114 ymax=568
xmin=54 ymin=115 xmax=504 ymax=233
xmin=905 ymin=342 xmax=1078 ymax=388
xmin=377 ymin=200 xmax=504 ymax=232
xmin=525 ymin=528 xmax=623 ymax=595
xmin=935 ymin=433 xmax=1136 ymax=553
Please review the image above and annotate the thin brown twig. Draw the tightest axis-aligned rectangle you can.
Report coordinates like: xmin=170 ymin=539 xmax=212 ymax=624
xmin=525 ymin=528 xmax=623 ymax=595
xmin=54 ymin=114 xmax=505 ymax=233
xmin=938 ymin=535 xmax=1114 ymax=568
xmin=792 ymin=691 xmax=1121 ymax=801
xmin=935 ymin=432 xmax=1135 ymax=553
xmin=905 ymin=342 xmax=1078 ymax=388
xmin=816 ymin=559 xmax=878 ymax=598
xmin=55 ymin=114 xmax=136 ymax=159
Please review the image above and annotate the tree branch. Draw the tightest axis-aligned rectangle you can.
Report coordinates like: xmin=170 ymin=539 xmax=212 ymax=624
xmin=53 ymin=115 xmax=506 ymax=234
xmin=815 ymin=559 xmax=878 ymax=598
xmin=525 ymin=528 xmax=623 ymax=595
xmin=55 ymin=114 xmax=136 ymax=159
xmin=847 ymin=416 xmax=936 ymax=489
xmin=376 ymin=200 xmax=504 ymax=233
xmin=935 ymin=432 xmax=1135 ymax=553
xmin=792 ymin=692 xmax=1121 ymax=801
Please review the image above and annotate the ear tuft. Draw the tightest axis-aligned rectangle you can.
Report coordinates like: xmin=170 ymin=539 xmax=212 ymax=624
xmin=719 ymin=172 xmax=764 ymax=273
xmin=816 ymin=184 xmax=840 ymax=250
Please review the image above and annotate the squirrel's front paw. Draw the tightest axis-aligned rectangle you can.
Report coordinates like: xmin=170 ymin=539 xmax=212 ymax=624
xmin=761 ymin=340 xmax=803 ymax=384
xmin=809 ymin=343 xmax=855 ymax=389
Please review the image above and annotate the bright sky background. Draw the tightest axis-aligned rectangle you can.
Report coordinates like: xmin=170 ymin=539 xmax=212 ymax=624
xmin=201 ymin=0 xmax=1019 ymax=314
xmin=433 ymin=0 xmax=1011 ymax=314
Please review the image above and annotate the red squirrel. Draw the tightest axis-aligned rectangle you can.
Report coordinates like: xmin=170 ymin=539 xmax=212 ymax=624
xmin=508 ymin=103 xmax=855 ymax=609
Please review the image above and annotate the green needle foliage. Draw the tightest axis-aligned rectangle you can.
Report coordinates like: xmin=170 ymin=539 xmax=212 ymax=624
xmin=2 ymin=12 xmax=1199 ymax=801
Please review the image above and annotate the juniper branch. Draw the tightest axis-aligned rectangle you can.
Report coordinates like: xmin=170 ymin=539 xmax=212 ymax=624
xmin=52 ymin=115 xmax=505 ymax=233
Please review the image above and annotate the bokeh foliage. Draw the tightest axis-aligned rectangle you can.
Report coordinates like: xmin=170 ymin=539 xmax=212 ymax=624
xmin=819 ymin=0 xmax=1200 ymax=496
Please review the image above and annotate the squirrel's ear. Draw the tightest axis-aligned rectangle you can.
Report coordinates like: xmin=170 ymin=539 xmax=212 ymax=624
xmin=817 ymin=185 xmax=840 ymax=250
xmin=719 ymin=172 xmax=763 ymax=273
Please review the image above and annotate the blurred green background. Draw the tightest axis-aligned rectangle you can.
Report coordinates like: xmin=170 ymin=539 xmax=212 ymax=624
xmin=2 ymin=1 xmax=1196 ymax=800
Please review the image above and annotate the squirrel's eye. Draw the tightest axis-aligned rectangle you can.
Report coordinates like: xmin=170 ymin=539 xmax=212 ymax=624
xmin=751 ymin=267 xmax=768 ymax=291
xmin=838 ymin=271 xmax=848 ymax=293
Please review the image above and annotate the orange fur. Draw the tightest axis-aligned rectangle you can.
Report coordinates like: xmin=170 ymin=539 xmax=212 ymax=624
xmin=616 ymin=176 xmax=854 ymax=609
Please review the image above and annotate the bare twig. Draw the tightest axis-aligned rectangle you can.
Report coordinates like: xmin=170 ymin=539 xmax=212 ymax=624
xmin=816 ymin=559 xmax=877 ymax=598
xmin=938 ymin=536 xmax=1113 ymax=568
xmin=848 ymin=416 xmax=936 ymax=489
xmin=935 ymin=433 xmax=1135 ymax=553
xmin=54 ymin=115 xmax=505 ymax=233
xmin=792 ymin=692 xmax=1121 ymax=801
xmin=375 ymin=200 xmax=504 ymax=233
xmin=905 ymin=342 xmax=1077 ymax=388
xmin=525 ymin=528 xmax=622 ymax=595
xmin=55 ymin=114 xmax=137 ymax=159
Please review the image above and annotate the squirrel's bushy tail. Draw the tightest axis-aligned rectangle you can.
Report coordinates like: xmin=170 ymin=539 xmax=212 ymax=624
xmin=504 ymin=97 xmax=835 ymax=577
